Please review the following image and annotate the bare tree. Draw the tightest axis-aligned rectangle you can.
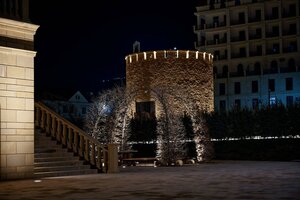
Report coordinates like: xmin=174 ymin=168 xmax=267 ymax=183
xmin=85 ymin=86 xmax=136 ymax=150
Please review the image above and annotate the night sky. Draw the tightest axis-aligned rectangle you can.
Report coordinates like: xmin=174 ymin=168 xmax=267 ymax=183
xmin=29 ymin=0 xmax=198 ymax=95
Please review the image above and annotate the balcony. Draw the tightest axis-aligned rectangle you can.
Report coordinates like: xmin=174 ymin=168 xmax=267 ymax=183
xmin=248 ymin=17 xmax=261 ymax=23
xmin=230 ymin=19 xmax=245 ymax=26
xmin=249 ymin=51 xmax=262 ymax=57
xmin=283 ymin=46 xmax=298 ymax=53
xmin=207 ymin=37 xmax=227 ymax=45
xmin=214 ymin=55 xmax=228 ymax=61
xmin=282 ymin=11 xmax=296 ymax=18
xmin=205 ymin=22 xmax=226 ymax=29
xmin=266 ymin=49 xmax=280 ymax=55
xmin=231 ymin=53 xmax=246 ymax=59
xmin=231 ymin=36 xmax=246 ymax=42
xmin=249 ymin=34 xmax=262 ymax=40
xmin=282 ymin=29 xmax=297 ymax=36
xmin=266 ymin=32 xmax=279 ymax=38
xmin=265 ymin=15 xmax=279 ymax=21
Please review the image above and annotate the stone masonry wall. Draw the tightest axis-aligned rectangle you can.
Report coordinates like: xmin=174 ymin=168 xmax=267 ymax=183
xmin=0 ymin=18 xmax=38 ymax=180
xmin=126 ymin=50 xmax=214 ymax=115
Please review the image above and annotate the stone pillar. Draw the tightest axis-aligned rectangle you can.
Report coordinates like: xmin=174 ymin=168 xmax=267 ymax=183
xmin=0 ymin=18 xmax=38 ymax=180
xmin=107 ymin=144 xmax=119 ymax=173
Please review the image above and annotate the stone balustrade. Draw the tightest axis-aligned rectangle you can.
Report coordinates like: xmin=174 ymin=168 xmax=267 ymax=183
xmin=34 ymin=102 xmax=113 ymax=173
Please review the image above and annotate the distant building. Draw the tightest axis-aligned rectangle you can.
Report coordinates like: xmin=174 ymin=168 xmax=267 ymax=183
xmin=194 ymin=0 xmax=300 ymax=111
xmin=42 ymin=91 xmax=92 ymax=127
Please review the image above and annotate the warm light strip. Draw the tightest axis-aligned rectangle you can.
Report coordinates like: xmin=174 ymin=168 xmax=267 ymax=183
xmin=186 ymin=50 xmax=189 ymax=59
xmin=196 ymin=51 xmax=199 ymax=59
xmin=176 ymin=50 xmax=179 ymax=58
xmin=143 ymin=52 xmax=147 ymax=60
xmin=154 ymin=51 xmax=157 ymax=59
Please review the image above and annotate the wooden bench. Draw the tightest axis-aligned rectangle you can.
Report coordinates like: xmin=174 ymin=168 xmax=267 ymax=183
xmin=122 ymin=157 xmax=157 ymax=167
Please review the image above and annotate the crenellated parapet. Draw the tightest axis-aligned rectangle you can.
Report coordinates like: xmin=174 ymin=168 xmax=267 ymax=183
xmin=125 ymin=50 xmax=213 ymax=65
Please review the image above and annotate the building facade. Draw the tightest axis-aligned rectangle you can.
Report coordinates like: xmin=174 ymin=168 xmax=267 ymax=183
xmin=0 ymin=0 xmax=39 ymax=180
xmin=194 ymin=0 xmax=300 ymax=111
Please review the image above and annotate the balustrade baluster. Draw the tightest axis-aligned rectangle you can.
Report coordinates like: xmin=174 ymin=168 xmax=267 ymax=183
xmin=35 ymin=106 xmax=40 ymax=127
xmin=79 ymin=135 xmax=84 ymax=158
xmin=51 ymin=115 xmax=56 ymax=138
xmin=45 ymin=113 xmax=51 ymax=135
xmin=84 ymin=138 xmax=89 ymax=162
xmin=90 ymin=143 xmax=96 ymax=166
xmin=40 ymin=109 xmax=45 ymax=130
xmin=103 ymin=148 xmax=107 ymax=173
xmin=97 ymin=146 xmax=102 ymax=170
xmin=56 ymin=120 xmax=61 ymax=143
xmin=62 ymin=124 xmax=67 ymax=147
xmin=73 ymin=131 xmax=79 ymax=154
xmin=67 ymin=127 xmax=73 ymax=151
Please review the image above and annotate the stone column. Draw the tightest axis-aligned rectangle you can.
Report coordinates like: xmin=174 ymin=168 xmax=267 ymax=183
xmin=0 ymin=18 xmax=38 ymax=180
xmin=107 ymin=144 xmax=119 ymax=173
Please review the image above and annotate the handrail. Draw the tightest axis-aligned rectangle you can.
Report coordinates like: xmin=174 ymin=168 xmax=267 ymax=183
xmin=34 ymin=101 xmax=108 ymax=173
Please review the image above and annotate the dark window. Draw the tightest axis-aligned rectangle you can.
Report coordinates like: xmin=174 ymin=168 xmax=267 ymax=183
xmin=286 ymin=78 xmax=293 ymax=91
xmin=239 ymin=12 xmax=245 ymax=23
xmin=254 ymin=62 xmax=261 ymax=75
xmin=220 ymin=100 xmax=226 ymax=111
xmin=239 ymin=30 xmax=246 ymax=40
xmin=252 ymin=98 xmax=259 ymax=110
xmin=286 ymin=96 xmax=294 ymax=106
xmin=222 ymin=65 xmax=228 ymax=76
xmin=235 ymin=0 xmax=241 ymax=6
xmin=289 ymin=4 xmax=296 ymax=16
xmin=289 ymin=24 xmax=296 ymax=34
xmin=272 ymin=7 xmax=279 ymax=19
xmin=256 ymin=28 xmax=262 ymax=38
xmin=240 ymin=47 xmax=246 ymax=57
xmin=136 ymin=101 xmax=155 ymax=114
xmin=214 ymin=50 xmax=220 ymax=60
xmin=255 ymin=9 xmax=261 ymax=20
xmin=288 ymin=58 xmax=296 ymax=72
xmin=234 ymin=99 xmax=241 ymax=109
xmin=252 ymin=81 xmax=258 ymax=93
xmin=270 ymin=60 xmax=278 ymax=73
xmin=234 ymin=82 xmax=241 ymax=94
xmin=288 ymin=41 xmax=297 ymax=52
xmin=63 ymin=105 xmax=68 ymax=113
xmin=268 ymin=79 xmax=275 ymax=92
xmin=219 ymin=83 xmax=226 ymax=95
xmin=213 ymin=66 xmax=218 ymax=74
xmin=256 ymin=45 xmax=262 ymax=56
xmin=237 ymin=64 xmax=244 ymax=76
xmin=272 ymin=26 xmax=279 ymax=36
xmin=272 ymin=43 xmax=280 ymax=53
xmin=213 ymin=16 xmax=219 ymax=27
xmin=82 ymin=107 xmax=86 ymax=114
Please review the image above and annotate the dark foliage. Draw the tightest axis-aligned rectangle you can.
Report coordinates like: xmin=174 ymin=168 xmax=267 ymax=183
xmin=205 ymin=104 xmax=300 ymax=139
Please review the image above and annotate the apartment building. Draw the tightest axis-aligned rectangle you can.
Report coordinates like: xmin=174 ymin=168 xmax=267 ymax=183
xmin=194 ymin=0 xmax=300 ymax=111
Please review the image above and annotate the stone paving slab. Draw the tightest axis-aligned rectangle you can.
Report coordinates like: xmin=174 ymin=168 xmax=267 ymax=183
xmin=0 ymin=160 xmax=299 ymax=199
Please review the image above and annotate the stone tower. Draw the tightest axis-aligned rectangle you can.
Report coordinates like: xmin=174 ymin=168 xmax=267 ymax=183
xmin=125 ymin=50 xmax=214 ymax=117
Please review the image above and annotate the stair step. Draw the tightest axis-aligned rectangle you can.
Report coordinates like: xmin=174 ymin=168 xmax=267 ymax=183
xmin=35 ymin=156 xmax=79 ymax=162
xmin=34 ymin=165 xmax=92 ymax=173
xmin=34 ymin=160 xmax=84 ymax=167
xmin=34 ymin=127 xmax=100 ymax=178
xmin=34 ymin=169 xmax=98 ymax=178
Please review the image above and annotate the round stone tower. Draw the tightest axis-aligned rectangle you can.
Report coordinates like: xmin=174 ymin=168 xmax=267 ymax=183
xmin=125 ymin=50 xmax=214 ymax=116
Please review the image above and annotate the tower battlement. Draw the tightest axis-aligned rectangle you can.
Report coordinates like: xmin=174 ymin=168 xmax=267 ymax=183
xmin=125 ymin=50 xmax=213 ymax=65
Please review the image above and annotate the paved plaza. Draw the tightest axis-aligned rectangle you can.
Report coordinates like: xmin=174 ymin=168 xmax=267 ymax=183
xmin=0 ymin=160 xmax=299 ymax=199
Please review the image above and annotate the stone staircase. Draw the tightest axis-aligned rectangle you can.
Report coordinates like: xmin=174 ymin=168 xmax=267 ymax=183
xmin=34 ymin=129 xmax=98 ymax=178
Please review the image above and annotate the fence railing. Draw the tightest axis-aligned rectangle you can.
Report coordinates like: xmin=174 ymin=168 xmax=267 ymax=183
xmin=35 ymin=101 xmax=108 ymax=173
